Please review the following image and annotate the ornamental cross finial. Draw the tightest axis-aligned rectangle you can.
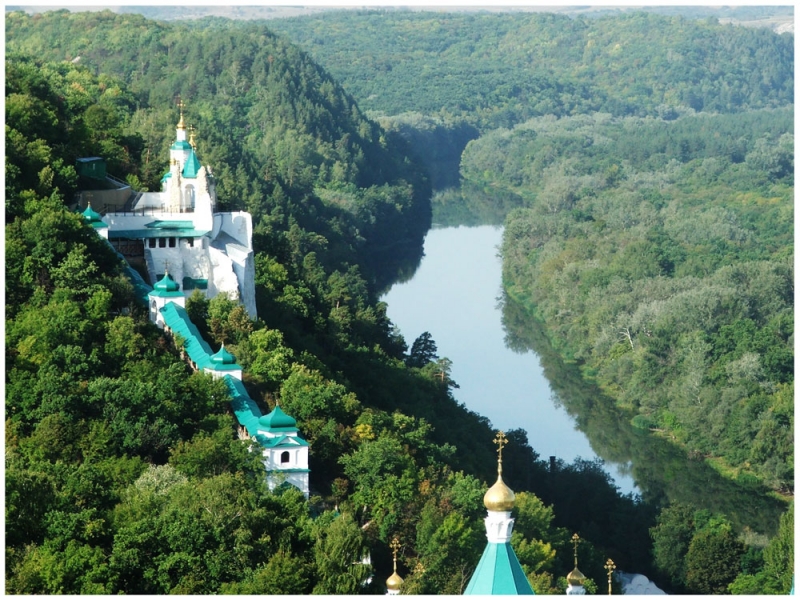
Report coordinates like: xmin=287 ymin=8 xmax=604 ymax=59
xmin=605 ymin=558 xmax=616 ymax=595
xmin=390 ymin=536 xmax=401 ymax=572
xmin=493 ymin=430 xmax=508 ymax=468
xmin=572 ymin=533 xmax=580 ymax=568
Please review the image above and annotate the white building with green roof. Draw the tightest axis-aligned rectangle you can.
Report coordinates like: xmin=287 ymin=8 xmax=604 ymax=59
xmin=76 ymin=105 xmax=256 ymax=318
xmin=225 ymin=376 xmax=310 ymax=498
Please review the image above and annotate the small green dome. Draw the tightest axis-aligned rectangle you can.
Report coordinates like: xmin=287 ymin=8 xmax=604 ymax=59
xmin=211 ymin=345 xmax=236 ymax=364
xmin=154 ymin=272 xmax=180 ymax=292
xmin=82 ymin=203 xmax=103 ymax=223
xmin=259 ymin=405 xmax=297 ymax=430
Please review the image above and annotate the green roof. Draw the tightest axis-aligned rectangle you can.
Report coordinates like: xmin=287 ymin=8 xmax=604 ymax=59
xmin=159 ymin=302 xmax=216 ymax=368
xmin=145 ymin=220 xmax=195 ymax=230
xmin=211 ymin=345 xmax=237 ymax=365
xmin=154 ymin=272 xmax=180 ymax=292
xmin=224 ymin=375 xmax=264 ymax=439
xmin=171 ymin=140 xmax=192 ymax=151
xmin=263 ymin=434 xmax=309 ymax=448
xmin=108 ymin=228 xmax=210 ymax=240
xmin=81 ymin=204 xmax=108 ymax=228
xmin=183 ymin=148 xmax=201 ymax=178
xmin=464 ymin=543 xmax=535 ymax=595
xmin=223 ymin=376 xmax=308 ymax=450
xmin=149 ymin=273 xmax=183 ymax=298
xmin=259 ymin=406 xmax=298 ymax=432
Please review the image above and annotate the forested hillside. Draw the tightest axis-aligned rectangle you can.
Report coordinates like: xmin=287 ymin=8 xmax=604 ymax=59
xmin=457 ymin=109 xmax=794 ymax=493
xmin=5 ymin=13 xmax=664 ymax=594
xmin=5 ymin=7 xmax=794 ymax=595
xmin=267 ymin=10 xmax=794 ymax=128
xmin=5 ymin=9 xmax=431 ymax=290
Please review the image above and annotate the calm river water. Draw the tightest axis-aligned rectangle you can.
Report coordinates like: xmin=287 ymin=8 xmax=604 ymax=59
xmin=382 ymin=225 xmax=638 ymax=495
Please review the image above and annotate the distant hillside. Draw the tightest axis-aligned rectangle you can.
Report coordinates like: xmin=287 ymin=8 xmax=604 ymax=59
xmin=264 ymin=10 xmax=793 ymax=128
xmin=5 ymin=9 xmax=432 ymax=289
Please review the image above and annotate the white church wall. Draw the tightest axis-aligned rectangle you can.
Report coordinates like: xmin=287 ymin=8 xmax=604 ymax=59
xmin=207 ymin=246 xmax=242 ymax=301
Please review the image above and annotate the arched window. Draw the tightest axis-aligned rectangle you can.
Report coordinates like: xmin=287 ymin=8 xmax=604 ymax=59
xmin=184 ymin=185 xmax=196 ymax=211
xmin=280 ymin=451 xmax=290 ymax=465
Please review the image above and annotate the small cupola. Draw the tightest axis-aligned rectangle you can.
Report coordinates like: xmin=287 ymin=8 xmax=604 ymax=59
xmin=211 ymin=344 xmax=236 ymax=365
xmin=259 ymin=405 xmax=298 ymax=430
xmin=154 ymin=271 xmax=181 ymax=293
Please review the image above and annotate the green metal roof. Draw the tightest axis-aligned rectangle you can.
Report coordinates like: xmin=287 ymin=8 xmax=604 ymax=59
xmin=263 ymin=434 xmax=309 ymax=448
xmin=223 ymin=376 xmax=308 ymax=451
xmin=183 ymin=277 xmax=208 ymax=291
xmin=224 ymin=375 xmax=264 ymax=440
xmin=183 ymin=148 xmax=201 ymax=178
xmin=211 ymin=345 xmax=237 ymax=364
xmin=81 ymin=204 xmax=108 ymax=228
xmin=171 ymin=140 xmax=192 ymax=151
xmin=146 ymin=220 xmax=196 ymax=230
xmin=159 ymin=302 xmax=216 ymax=369
xmin=259 ymin=406 xmax=298 ymax=432
xmin=154 ymin=272 xmax=180 ymax=292
xmin=108 ymin=228 xmax=210 ymax=240
xmin=464 ymin=543 xmax=535 ymax=595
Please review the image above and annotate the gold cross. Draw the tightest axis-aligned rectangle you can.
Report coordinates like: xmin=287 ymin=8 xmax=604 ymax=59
xmin=493 ymin=431 xmax=508 ymax=462
xmin=572 ymin=533 xmax=580 ymax=568
xmin=605 ymin=558 xmax=616 ymax=595
xmin=390 ymin=536 xmax=401 ymax=572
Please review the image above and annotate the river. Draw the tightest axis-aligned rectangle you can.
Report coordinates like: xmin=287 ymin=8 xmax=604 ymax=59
xmin=382 ymin=224 xmax=638 ymax=495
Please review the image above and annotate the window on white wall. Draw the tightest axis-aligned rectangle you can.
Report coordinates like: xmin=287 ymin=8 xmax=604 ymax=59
xmin=280 ymin=451 xmax=290 ymax=464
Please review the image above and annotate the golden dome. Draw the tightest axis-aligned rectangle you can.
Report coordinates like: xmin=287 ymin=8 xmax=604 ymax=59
xmin=386 ymin=570 xmax=404 ymax=591
xmin=177 ymin=112 xmax=186 ymax=130
xmin=567 ymin=567 xmax=587 ymax=586
xmin=483 ymin=473 xmax=515 ymax=511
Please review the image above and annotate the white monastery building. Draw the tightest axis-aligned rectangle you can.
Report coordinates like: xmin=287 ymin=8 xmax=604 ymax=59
xmin=76 ymin=105 xmax=256 ymax=318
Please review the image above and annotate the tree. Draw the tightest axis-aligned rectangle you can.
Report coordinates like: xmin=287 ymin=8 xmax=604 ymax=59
xmin=311 ymin=511 xmax=371 ymax=594
xmin=684 ymin=525 xmax=745 ymax=594
xmin=406 ymin=331 xmax=438 ymax=368
xmin=650 ymin=503 xmax=695 ymax=590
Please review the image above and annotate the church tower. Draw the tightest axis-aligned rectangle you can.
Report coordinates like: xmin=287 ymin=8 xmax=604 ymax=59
xmin=464 ymin=431 xmax=534 ymax=595
xmin=147 ymin=271 xmax=185 ymax=328
xmin=257 ymin=405 xmax=310 ymax=498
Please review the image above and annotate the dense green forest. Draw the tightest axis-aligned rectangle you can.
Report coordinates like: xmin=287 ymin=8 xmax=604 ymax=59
xmin=5 ymin=9 xmax=432 ymax=290
xmin=5 ymin=7 xmax=794 ymax=595
xmin=459 ymin=109 xmax=794 ymax=494
xmin=4 ymin=11 xmax=668 ymax=595
xmin=267 ymin=10 xmax=793 ymax=129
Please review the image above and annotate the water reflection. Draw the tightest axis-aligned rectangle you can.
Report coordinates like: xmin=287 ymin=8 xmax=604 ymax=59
xmin=502 ymin=290 xmax=785 ymax=536
xmin=382 ymin=224 xmax=638 ymax=495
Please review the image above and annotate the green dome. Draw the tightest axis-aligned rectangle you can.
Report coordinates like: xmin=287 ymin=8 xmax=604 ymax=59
xmin=211 ymin=345 xmax=236 ymax=364
xmin=259 ymin=405 xmax=297 ymax=430
xmin=82 ymin=203 xmax=103 ymax=223
xmin=154 ymin=272 xmax=180 ymax=292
